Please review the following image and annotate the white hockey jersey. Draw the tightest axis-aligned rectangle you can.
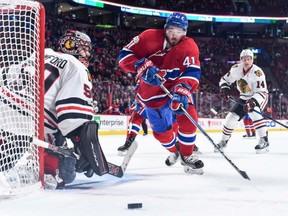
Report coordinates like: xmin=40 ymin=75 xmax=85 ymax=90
xmin=219 ymin=63 xmax=269 ymax=108
xmin=44 ymin=48 xmax=94 ymax=139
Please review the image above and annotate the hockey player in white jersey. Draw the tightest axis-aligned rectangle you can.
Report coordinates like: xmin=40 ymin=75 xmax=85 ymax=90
xmin=43 ymin=30 xmax=110 ymax=189
xmin=216 ymin=49 xmax=269 ymax=153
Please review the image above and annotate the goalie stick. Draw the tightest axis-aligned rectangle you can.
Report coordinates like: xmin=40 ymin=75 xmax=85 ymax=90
xmin=155 ymin=74 xmax=250 ymax=180
xmin=31 ymin=137 xmax=138 ymax=178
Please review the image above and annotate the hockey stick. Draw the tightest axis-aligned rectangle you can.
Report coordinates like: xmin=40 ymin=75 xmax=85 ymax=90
xmin=155 ymin=75 xmax=250 ymax=180
xmin=31 ymin=137 xmax=138 ymax=178
xmin=229 ymin=97 xmax=288 ymax=129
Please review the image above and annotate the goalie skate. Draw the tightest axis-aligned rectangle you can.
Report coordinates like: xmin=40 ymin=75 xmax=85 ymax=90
xmin=181 ymin=155 xmax=204 ymax=175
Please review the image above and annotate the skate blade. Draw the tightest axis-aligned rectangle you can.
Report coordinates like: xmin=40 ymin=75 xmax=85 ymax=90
xmin=256 ymin=147 xmax=269 ymax=154
xmin=184 ymin=166 xmax=204 ymax=175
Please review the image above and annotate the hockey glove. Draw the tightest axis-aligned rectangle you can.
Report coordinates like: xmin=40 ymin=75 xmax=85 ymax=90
xmin=141 ymin=66 xmax=162 ymax=86
xmin=220 ymin=83 xmax=230 ymax=102
xmin=170 ymin=84 xmax=193 ymax=115
xmin=243 ymin=98 xmax=257 ymax=112
xmin=134 ymin=58 xmax=162 ymax=86
xmin=129 ymin=100 xmax=144 ymax=113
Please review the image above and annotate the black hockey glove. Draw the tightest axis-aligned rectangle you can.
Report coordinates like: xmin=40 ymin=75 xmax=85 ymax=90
xmin=243 ymin=98 xmax=257 ymax=112
xmin=220 ymin=84 xmax=230 ymax=102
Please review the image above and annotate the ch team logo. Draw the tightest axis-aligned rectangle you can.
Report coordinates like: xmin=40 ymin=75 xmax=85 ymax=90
xmin=254 ymin=70 xmax=263 ymax=77
xmin=238 ymin=78 xmax=251 ymax=93
xmin=60 ymin=36 xmax=79 ymax=54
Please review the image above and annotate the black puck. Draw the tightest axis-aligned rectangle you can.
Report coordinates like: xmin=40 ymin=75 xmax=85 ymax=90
xmin=127 ymin=203 xmax=142 ymax=209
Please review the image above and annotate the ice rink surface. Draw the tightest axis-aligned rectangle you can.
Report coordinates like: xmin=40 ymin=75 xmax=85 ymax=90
xmin=1 ymin=131 xmax=288 ymax=216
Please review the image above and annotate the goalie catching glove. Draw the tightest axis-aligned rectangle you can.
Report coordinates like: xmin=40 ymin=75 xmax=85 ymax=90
xmin=134 ymin=58 xmax=162 ymax=86
xmin=170 ymin=84 xmax=193 ymax=115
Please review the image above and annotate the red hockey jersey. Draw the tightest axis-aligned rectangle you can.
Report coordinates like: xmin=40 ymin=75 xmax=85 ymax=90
xmin=118 ymin=29 xmax=201 ymax=109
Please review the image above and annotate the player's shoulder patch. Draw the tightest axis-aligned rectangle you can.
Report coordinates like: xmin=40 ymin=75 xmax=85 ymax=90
xmin=254 ymin=70 xmax=263 ymax=77
xmin=232 ymin=64 xmax=238 ymax=68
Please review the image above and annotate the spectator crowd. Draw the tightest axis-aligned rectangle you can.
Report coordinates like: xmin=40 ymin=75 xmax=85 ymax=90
xmin=44 ymin=6 xmax=288 ymax=119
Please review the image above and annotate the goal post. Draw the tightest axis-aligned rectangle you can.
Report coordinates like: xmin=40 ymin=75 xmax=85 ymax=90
xmin=0 ymin=0 xmax=45 ymax=194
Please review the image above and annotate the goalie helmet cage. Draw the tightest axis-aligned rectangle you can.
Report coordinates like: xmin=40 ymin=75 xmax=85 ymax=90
xmin=0 ymin=0 xmax=45 ymax=195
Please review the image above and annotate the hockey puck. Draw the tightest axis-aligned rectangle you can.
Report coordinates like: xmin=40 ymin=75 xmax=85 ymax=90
xmin=127 ymin=203 xmax=142 ymax=209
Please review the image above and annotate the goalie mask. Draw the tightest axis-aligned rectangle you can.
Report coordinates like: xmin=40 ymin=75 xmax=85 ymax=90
xmin=59 ymin=30 xmax=92 ymax=67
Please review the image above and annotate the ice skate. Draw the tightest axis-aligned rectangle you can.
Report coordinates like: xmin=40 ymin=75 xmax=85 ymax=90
xmin=255 ymin=136 xmax=269 ymax=154
xmin=165 ymin=151 xmax=180 ymax=166
xmin=243 ymin=132 xmax=256 ymax=139
xmin=214 ymin=140 xmax=228 ymax=152
xmin=180 ymin=155 xmax=204 ymax=175
xmin=243 ymin=133 xmax=250 ymax=138
xmin=117 ymin=136 xmax=135 ymax=156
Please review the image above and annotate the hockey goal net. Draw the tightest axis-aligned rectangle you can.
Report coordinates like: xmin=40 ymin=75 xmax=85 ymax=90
xmin=0 ymin=0 xmax=45 ymax=195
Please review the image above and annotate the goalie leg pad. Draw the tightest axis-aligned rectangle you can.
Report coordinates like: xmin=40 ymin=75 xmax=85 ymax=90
xmin=79 ymin=121 xmax=109 ymax=176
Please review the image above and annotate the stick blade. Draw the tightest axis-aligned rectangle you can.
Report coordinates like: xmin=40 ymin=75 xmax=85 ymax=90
xmin=240 ymin=170 xmax=250 ymax=180
xmin=107 ymin=140 xmax=138 ymax=178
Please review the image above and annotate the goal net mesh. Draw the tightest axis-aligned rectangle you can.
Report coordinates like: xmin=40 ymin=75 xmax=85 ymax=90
xmin=0 ymin=0 xmax=44 ymax=195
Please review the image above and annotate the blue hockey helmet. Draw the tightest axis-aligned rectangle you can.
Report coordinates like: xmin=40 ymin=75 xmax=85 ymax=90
xmin=164 ymin=12 xmax=188 ymax=31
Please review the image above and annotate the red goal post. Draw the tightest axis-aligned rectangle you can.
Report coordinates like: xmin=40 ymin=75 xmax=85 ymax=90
xmin=0 ymin=0 xmax=45 ymax=194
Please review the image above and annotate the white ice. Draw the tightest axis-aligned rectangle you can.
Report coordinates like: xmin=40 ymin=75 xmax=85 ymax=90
xmin=1 ymin=131 xmax=288 ymax=216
